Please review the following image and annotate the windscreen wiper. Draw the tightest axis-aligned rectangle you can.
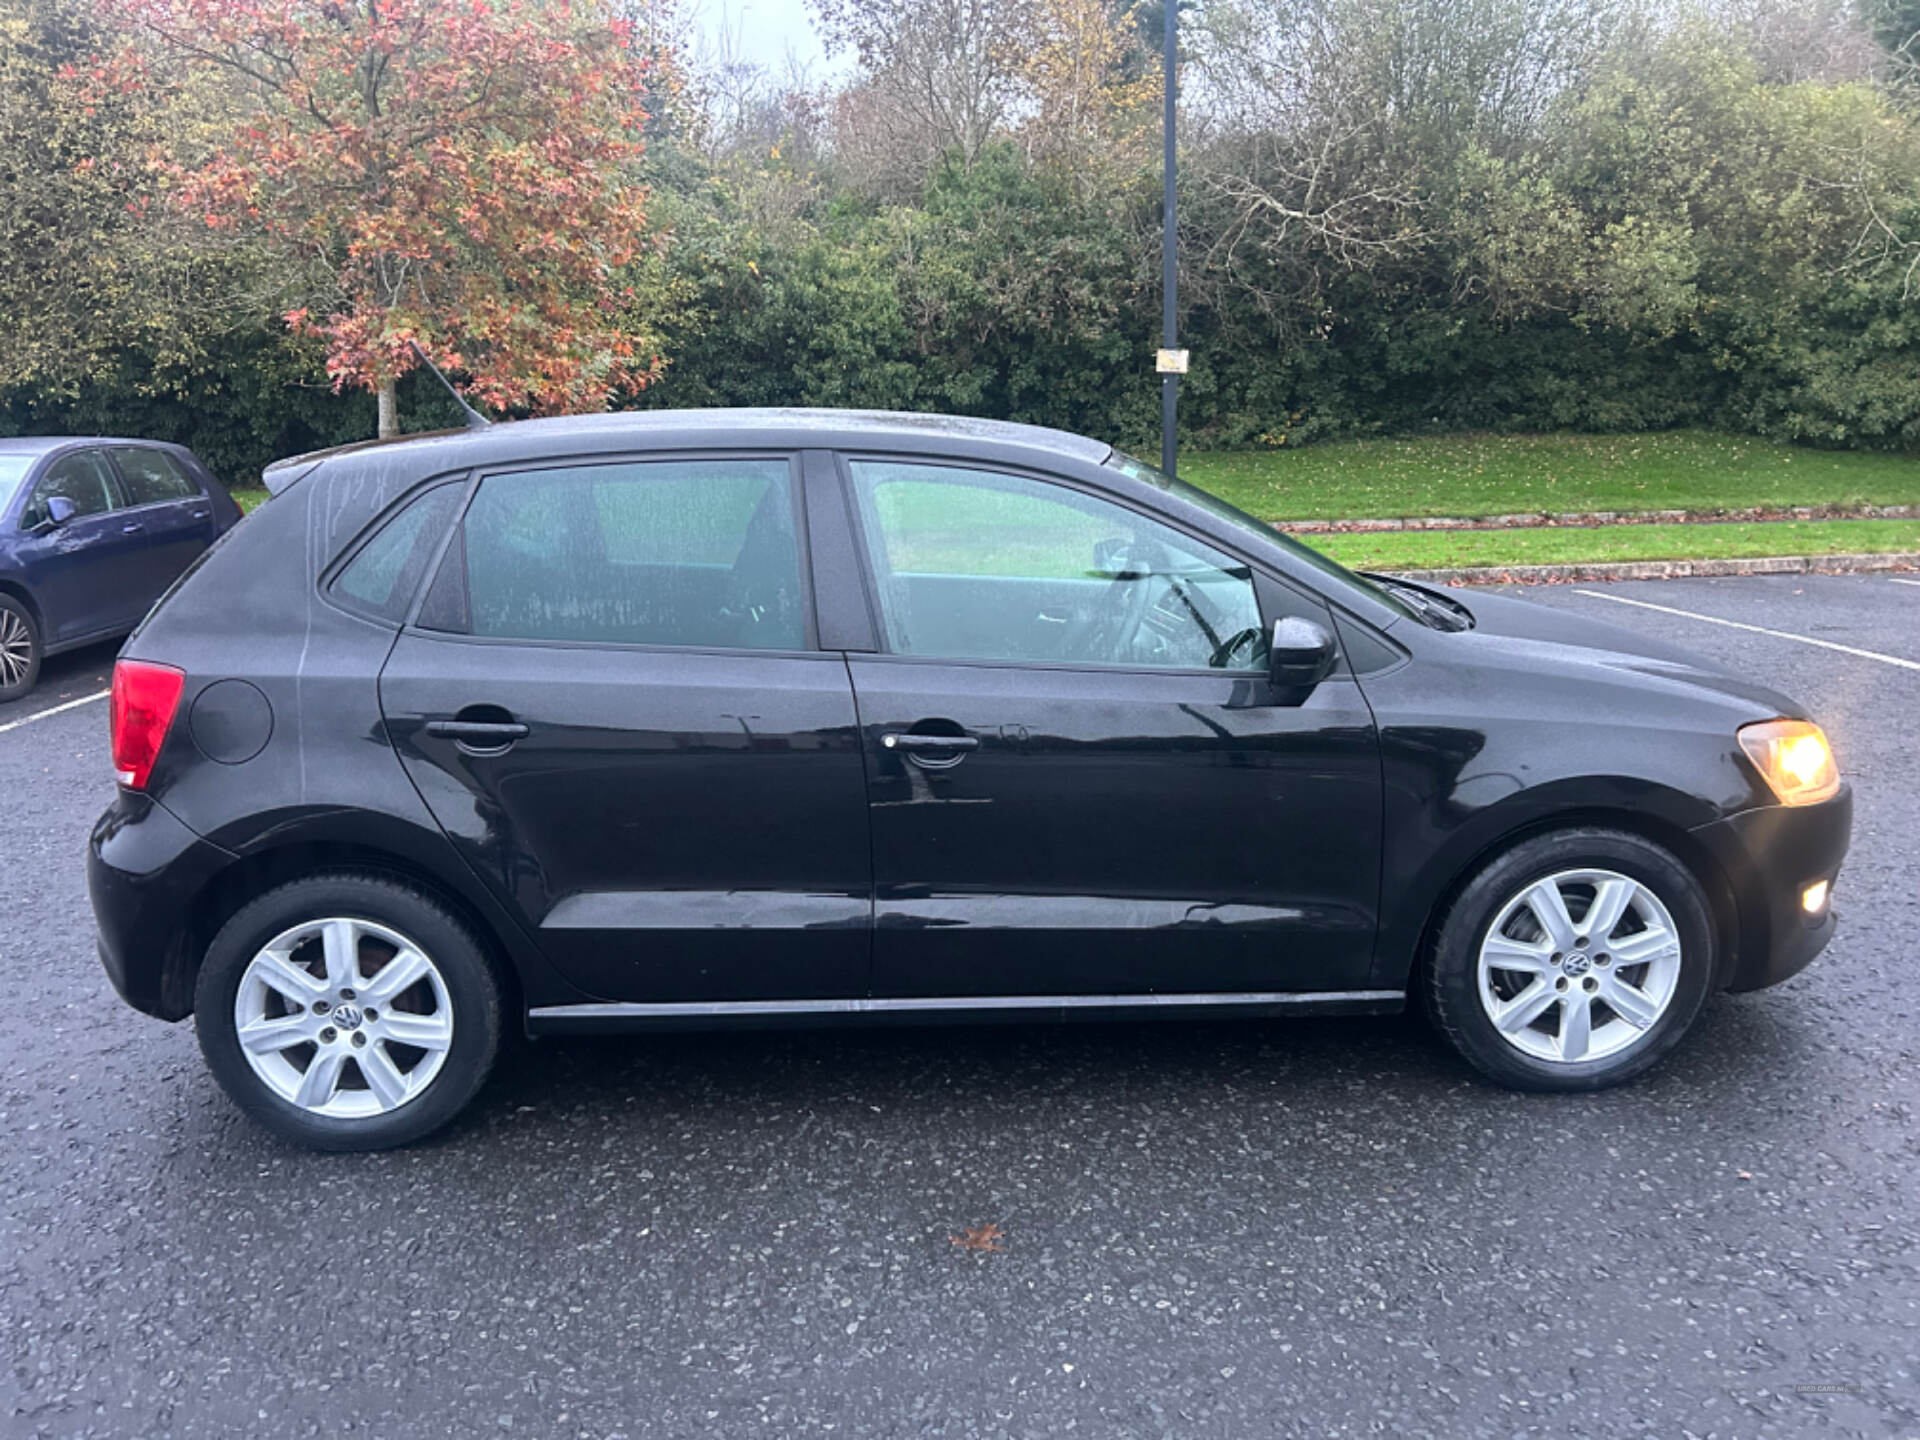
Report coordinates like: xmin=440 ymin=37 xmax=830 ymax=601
xmin=1364 ymin=573 xmax=1475 ymax=632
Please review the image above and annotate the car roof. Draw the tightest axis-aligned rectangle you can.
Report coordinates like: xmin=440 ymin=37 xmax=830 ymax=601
xmin=0 ymin=436 xmax=188 ymax=457
xmin=0 ymin=433 xmax=191 ymax=451
xmin=261 ymin=408 xmax=1115 ymax=492
xmin=0 ymin=436 xmax=103 ymax=456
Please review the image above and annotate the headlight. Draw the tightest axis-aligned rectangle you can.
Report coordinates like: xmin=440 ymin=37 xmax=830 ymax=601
xmin=1738 ymin=719 xmax=1841 ymax=806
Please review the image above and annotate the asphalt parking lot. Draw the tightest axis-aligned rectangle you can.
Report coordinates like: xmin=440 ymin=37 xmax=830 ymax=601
xmin=2 ymin=573 xmax=1916 ymax=1439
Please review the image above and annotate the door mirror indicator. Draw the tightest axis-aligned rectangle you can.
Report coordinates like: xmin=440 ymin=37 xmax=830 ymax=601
xmin=1269 ymin=616 xmax=1336 ymax=693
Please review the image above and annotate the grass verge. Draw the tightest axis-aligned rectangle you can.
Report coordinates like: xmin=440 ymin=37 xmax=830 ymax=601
xmin=1308 ymin=518 xmax=1920 ymax=572
xmin=1181 ymin=431 xmax=1920 ymax=522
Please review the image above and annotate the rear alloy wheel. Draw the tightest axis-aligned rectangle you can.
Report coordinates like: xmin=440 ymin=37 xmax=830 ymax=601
xmin=232 ymin=917 xmax=456 ymax=1119
xmin=196 ymin=874 xmax=503 ymax=1150
xmin=0 ymin=596 xmax=40 ymax=701
xmin=1427 ymin=829 xmax=1714 ymax=1091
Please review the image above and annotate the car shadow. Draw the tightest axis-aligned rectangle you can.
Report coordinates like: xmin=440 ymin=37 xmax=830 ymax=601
xmin=144 ymin=989 xmax=1830 ymax=1301
xmin=481 ymin=1008 xmax=1448 ymax=1116
xmin=450 ymin=988 xmax=1815 ymax=1155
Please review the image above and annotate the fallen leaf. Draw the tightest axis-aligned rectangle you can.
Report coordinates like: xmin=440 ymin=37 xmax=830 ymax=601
xmin=951 ymin=1222 xmax=1006 ymax=1253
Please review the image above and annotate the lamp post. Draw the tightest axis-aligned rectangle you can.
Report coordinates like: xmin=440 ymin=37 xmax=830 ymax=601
xmin=1158 ymin=0 xmax=1183 ymax=477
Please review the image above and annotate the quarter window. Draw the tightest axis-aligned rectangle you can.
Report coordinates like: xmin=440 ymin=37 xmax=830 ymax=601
xmin=445 ymin=459 xmax=806 ymax=650
xmin=22 ymin=450 xmax=120 ymax=529
xmin=332 ymin=483 xmax=466 ymax=624
xmin=112 ymin=447 xmax=200 ymax=505
xmin=847 ymin=461 xmax=1269 ymax=671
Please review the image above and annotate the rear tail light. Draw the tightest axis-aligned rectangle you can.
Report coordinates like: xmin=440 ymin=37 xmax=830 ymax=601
xmin=110 ymin=660 xmax=186 ymax=790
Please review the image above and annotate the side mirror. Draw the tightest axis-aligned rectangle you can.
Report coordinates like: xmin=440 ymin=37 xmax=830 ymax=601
xmin=1269 ymin=616 xmax=1336 ymax=692
xmin=42 ymin=495 xmax=77 ymax=529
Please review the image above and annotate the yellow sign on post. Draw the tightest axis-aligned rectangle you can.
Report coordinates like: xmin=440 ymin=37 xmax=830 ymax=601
xmin=1155 ymin=349 xmax=1190 ymax=375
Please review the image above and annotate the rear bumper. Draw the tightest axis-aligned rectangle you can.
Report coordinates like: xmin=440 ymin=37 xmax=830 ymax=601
xmin=1691 ymin=787 xmax=1852 ymax=992
xmin=88 ymin=791 xmax=233 ymax=1021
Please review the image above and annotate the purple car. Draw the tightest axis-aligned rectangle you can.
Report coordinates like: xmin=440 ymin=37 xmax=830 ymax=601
xmin=0 ymin=437 xmax=243 ymax=700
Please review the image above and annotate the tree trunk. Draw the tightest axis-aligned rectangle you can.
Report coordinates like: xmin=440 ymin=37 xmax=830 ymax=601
xmin=377 ymin=376 xmax=399 ymax=438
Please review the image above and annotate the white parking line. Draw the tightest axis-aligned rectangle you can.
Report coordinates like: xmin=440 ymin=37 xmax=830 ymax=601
xmin=1890 ymin=577 xmax=1920 ymax=588
xmin=1573 ymin=589 xmax=1920 ymax=672
xmin=0 ymin=689 xmax=110 ymax=735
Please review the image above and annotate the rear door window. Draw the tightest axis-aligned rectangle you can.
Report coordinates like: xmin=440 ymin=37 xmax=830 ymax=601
xmin=112 ymin=447 xmax=200 ymax=505
xmin=430 ymin=458 xmax=807 ymax=651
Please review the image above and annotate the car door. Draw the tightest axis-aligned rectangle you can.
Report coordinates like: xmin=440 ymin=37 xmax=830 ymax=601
xmin=836 ymin=455 xmax=1384 ymax=1000
xmin=375 ymin=453 xmax=874 ymax=1004
xmin=109 ymin=446 xmax=217 ymax=606
xmin=13 ymin=448 xmax=149 ymax=644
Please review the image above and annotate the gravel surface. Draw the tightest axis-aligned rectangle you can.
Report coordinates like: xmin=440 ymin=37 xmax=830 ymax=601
xmin=2 ymin=574 xmax=1915 ymax=1439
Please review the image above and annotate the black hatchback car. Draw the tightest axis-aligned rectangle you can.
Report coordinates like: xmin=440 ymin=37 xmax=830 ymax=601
xmin=88 ymin=411 xmax=1851 ymax=1149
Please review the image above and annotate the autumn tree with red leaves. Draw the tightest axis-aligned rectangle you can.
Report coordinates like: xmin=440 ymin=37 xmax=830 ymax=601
xmin=104 ymin=0 xmax=661 ymax=434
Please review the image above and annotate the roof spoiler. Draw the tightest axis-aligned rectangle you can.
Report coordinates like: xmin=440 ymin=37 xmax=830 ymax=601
xmin=259 ymin=422 xmax=479 ymax=495
xmin=260 ymin=349 xmax=483 ymax=496
xmin=261 ymin=456 xmax=325 ymax=496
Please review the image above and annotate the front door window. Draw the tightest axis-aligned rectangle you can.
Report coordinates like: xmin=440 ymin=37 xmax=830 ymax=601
xmin=846 ymin=461 xmax=1269 ymax=672
xmin=22 ymin=450 xmax=119 ymax=529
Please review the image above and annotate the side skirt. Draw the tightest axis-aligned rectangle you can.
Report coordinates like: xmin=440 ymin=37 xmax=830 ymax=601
xmin=42 ymin=621 xmax=132 ymax=659
xmin=525 ymin=989 xmax=1406 ymax=1036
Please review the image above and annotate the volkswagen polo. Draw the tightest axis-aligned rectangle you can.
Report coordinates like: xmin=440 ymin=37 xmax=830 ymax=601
xmin=87 ymin=411 xmax=1852 ymax=1150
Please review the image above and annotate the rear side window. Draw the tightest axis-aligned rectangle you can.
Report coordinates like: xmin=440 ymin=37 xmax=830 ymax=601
xmin=113 ymin=447 xmax=199 ymax=505
xmin=22 ymin=450 xmax=120 ymax=528
xmin=331 ymin=483 xmax=464 ymax=624
xmin=434 ymin=459 xmax=805 ymax=651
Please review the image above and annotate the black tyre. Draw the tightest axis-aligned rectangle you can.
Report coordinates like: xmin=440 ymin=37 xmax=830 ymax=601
xmin=195 ymin=873 xmax=505 ymax=1150
xmin=0 ymin=594 xmax=41 ymax=701
xmin=1426 ymin=828 xmax=1715 ymax=1092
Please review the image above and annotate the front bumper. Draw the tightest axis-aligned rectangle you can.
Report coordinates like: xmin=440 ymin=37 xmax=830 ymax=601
xmin=1691 ymin=786 xmax=1852 ymax=992
xmin=88 ymin=791 xmax=234 ymax=1021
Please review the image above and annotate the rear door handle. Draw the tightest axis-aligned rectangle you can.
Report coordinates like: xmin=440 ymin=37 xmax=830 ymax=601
xmin=427 ymin=719 xmax=530 ymax=744
xmin=121 ymin=522 xmax=144 ymax=535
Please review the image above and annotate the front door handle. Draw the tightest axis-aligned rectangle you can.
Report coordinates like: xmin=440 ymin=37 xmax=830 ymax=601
xmin=882 ymin=730 xmax=979 ymax=770
xmin=882 ymin=732 xmax=979 ymax=752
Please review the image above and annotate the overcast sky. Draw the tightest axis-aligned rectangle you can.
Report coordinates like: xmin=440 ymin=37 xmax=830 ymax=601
xmin=690 ymin=0 xmax=837 ymax=78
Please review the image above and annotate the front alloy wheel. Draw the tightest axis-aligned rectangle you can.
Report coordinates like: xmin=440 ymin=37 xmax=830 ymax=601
xmin=1476 ymin=869 xmax=1683 ymax=1065
xmin=1427 ymin=828 xmax=1714 ymax=1092
xmin=0 ymin=596 xmax=40 ymax=700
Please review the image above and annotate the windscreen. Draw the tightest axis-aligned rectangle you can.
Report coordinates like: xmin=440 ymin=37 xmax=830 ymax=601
xmin=1103 ymin=451 xmax=1416 ymax=623
xmin=0 ymin=454 xmax=35 ymax=506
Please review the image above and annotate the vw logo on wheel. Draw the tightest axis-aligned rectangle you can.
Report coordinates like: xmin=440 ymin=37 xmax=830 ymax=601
xmin=1561 ymin=953 xmax=1591 ymax=978
xmin=330 ymin=1002 xmax=365 ymax=1031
